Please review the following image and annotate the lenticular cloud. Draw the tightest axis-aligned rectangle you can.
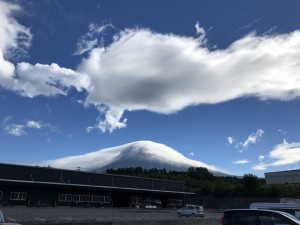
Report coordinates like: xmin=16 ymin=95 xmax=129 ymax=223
xmin=79 ymin=29 xmax=300 ymax=132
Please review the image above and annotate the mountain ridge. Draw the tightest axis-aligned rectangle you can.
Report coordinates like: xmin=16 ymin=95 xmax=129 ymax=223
xmin=41 ymin=140 xmax=226 ymax=176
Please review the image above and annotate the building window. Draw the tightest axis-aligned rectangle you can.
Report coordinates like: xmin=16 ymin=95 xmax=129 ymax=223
xmin=92 ymin=195 xmax=98 ymax=203
xmin=79 ymin=195 xmax=86 ymax=202
xmin=168 ymin=199 xmax=182 ymax=207
xmin=99 ymin=196 xmax=110 ymax=203
xmin=66 ymin=194 xmax=72 ymax=202
xmin=73 ymin=195 xmax=80 ymax=202
xmin=73 ymin=195 xmax=86 ymax=202
xmin=58 ymin=194 xmax=72 ymax=202
xmin=131 ymin=197 xmax=142 ymax=205
xmin=86 ymin=195 xmax=92 ymax=202
xmin=10 ymin=192 xmax=27 ymax=201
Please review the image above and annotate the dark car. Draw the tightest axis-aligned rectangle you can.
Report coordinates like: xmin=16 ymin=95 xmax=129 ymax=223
xmin=220 ymin=209 xmax=300 ymax=225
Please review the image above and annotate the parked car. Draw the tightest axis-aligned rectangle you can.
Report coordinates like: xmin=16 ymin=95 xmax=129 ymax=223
xmin=220 ymin=209 xmax=300 ymax=225
xmin=0 ymin=210 xmax=22 ymax=225
xmin=250 ymin=202 xmax=300 ymax=219
xmin=177 ymin=204 xmax=204 ymax=217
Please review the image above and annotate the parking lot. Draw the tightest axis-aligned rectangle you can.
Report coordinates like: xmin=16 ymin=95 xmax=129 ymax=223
xmin=0 ymin=207 xmax=222 ymax=224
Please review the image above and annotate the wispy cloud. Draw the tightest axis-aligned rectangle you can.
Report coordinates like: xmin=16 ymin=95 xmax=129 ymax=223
xmin=86 ymin=105 xmax=127 ymax=133
xmin=2 ymin=1 xmax=300 ymax=133
xmin=235 ymin=18 xmax=262 ymax=32
xmin=233 ymin=160 xmax=250 ymax=165
xmin=26 ymin=120 xmax=58 ymax=132
xmin=228 ymin=129 xmax=264 ymax=151
xmin=277 ymin=129 xmax=287 ymax=135
xmin=188 ymin=152 xmax=194 ymax=157
xmin=2 ymin=116 xmax=12 ymax=124
xmin=0 ymin=1 xmax=32 ymax=57
xmin=3 ymin=119 xmax=58 ymax=136
xmin=253 ymin=139 xmax=300 ymax=171
xmin=74 ymin=22 xmax=114 ymax=55
xmin=26 ymin=120 xmax=42 ymax=129
xmin=241 ymin=129 xmax=264 ymax=150
xmin=227 ymin=136 xmax=235 ymax=145
xmin=258 ymin=155 xmax=265 ymax=163
xmin=4 ymin=124 xmax=26 ymax=136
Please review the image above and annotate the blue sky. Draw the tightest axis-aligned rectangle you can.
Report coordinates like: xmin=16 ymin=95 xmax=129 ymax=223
xmin=1 ymin=0 xmax=300 ymax=177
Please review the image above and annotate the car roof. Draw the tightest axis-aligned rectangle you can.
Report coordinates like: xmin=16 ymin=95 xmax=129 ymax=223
xmin=186 ymin=204 xmax=201 ymax=206
xmin=224 ymin=209 xmax=300 ymax=223
xmin=224 ymin=209 xmax=298 ymax=218
xmin=225 ymin=209 xmax=289 ymax=213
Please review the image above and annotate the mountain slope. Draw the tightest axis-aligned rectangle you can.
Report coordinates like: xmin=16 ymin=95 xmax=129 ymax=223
xmin=41 ymin=141 xmax=225 ymax=175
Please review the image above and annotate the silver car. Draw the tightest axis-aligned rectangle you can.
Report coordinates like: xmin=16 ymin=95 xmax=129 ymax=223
xmin=177 ymin=204 xmax=204 ymax=217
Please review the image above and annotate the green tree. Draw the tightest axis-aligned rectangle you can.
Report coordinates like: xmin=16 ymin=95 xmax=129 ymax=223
xmin=243 ymin=174 xmax=260 ymax=197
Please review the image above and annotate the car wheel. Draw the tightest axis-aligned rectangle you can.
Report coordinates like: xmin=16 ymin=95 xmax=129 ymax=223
xmin=178 ymin=213 xmax=182 ymax=217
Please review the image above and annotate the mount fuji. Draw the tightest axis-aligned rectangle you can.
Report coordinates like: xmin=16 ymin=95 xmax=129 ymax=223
xmin=40 ymin=141 xmax=225 ymax=175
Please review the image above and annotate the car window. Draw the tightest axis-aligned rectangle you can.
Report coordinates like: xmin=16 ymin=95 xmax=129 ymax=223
xmin=259 ymin=215 xmax=295 ymax=225
xmin=230 ymin=213 xmax=256 ymax=225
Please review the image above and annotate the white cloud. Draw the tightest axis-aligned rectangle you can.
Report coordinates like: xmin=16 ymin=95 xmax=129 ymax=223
xmin=0 ymin=0 xmax=31 ymax=57
xmin=0 ymin=1 xmax=90 ymax=99
xmin=1 ymin=61 xmax=90 ymax=99
xmin=241 ymin=129 xmax=264 ymax=150
xmin=188 ymin=152 xmax=194 ymax=157
xmin=2 ymin=115 xmax=12 ymax=124
xmin=277 ymin=129 xmax=287 ymax=135
xmin=233 ymin=160 xmax=250 ymax=164
xmin=258 ymin=155 xmax=265 ymax=163
xmin=227 ymin=136 xmax=235 ymax=145
xmin=92 ymin=106 xmax=127 ymax=133
xmin=11 ymin=63 xmax=90 ymax=98
xmin=195 ymin=21 xmax=205 ymax=36
xmin=236 ymin=18 xmax=261 ymax=32
xmin=253 ymin=139 xmax=300 ymax=171
xmin=85 ymin=126 xmax=94 ymax=133
xmin=0 ymin=49 xmax=15 ymax=80
xmin=26 ymin=120 xmax=42 ymax=129
xmin=4 ymin=124 xmax=26 ymax=136
xmin=3 ymin=120 xmax=58 ymax=136
xmin=78 ymin=27 xmax=300 ymax=132
xmin=26 ymin=120 xmax=57 ymax=132
xmin=74 ymin=23 xmax=114 ymax=55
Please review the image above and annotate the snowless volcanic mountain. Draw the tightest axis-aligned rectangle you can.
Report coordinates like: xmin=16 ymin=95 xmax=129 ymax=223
xmin=41 ymin=141 xmax=225 ymax=175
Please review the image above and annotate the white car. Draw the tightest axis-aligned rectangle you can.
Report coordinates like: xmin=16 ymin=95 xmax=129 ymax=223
xmin=177 ymin=204 xmax=204 ymax=217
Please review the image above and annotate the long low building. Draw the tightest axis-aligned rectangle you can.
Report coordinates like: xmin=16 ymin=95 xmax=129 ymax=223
xmin=0 ymin=163 xmax=192 ymax=208
xmin=265 ymin=169 xmax=300 ymax=184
